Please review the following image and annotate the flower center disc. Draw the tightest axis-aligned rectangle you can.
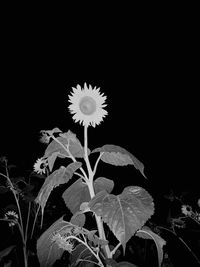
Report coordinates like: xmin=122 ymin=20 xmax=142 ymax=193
xmin=79 ymin=96 xmax=96 ymax=115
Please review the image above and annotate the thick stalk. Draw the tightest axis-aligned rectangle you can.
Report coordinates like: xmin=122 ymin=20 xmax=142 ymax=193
xmin=84 ymin=125 xmax=111 ymax=258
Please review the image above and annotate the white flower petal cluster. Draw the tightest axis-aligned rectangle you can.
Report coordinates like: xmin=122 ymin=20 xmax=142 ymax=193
xmin=4 ymin=210 xmax=19 ymax=227
xmin=68 ymin=83 xmax=108 ymax=127
xmin=51 ymin=232 xmax=74 ymax=253
xmin=181 ymin=205 xmax=192 ymax=216
xmin=33 ymin=157 xmax=48 ymax=174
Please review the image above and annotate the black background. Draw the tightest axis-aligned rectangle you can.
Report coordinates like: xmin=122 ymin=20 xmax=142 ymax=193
xmin=0 ymin=4 xmax=199 ymax=267
xmin=1 ymin=11 xmax=198 ymax=197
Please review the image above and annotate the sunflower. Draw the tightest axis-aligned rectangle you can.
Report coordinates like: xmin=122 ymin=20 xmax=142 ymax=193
xmin=68 ymin=83 xmax=108 ymax=127
xmin=181 ymin=205 xmax=192 ymax=216
xmin=4 ymin=210 xmax=19 ymax=227
xmin=33 ymin=157 xmax=48 ymax=174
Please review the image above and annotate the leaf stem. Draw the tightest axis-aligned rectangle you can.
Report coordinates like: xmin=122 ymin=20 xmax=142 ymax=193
xmin=93 ymin=152 xmax=104 ymax=176
xmin=110 ymin=242 xmax=121 ymax=258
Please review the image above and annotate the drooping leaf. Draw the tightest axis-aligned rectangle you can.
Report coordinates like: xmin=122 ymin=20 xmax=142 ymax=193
xmin=44 ymin=130 xmax=88 ymax=159
xmin=35 ymin=162 xmax=82 ymax=226
xmin=37 ymin=216 xmax=72 ymax=267
xmin=136 ymin=226 xmax=166 ymax=267
xmin=62 ymin=177 xmax=114 ymax=214
xmin=47 ymin=152 xmax=60 ymax=172
xmin=0 ymin=245 xmax=15 ymax=261
xmin=42 ymin=127 xmax=62 ymax=136
xmin=92 ymin=145 xmax=146 ymax=178
xmin=89 ymin=186 xmax=154 ymax=252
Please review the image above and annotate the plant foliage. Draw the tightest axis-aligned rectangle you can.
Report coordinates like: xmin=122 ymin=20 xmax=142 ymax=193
xmin=89 ymin=186 xmax=154 ymax=252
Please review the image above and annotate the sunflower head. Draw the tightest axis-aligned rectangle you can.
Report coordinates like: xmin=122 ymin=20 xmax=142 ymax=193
xmin=68 ymin=83 xmax=108 ymax=127
xmin=4 ymin=210 xmax=19 ymax=227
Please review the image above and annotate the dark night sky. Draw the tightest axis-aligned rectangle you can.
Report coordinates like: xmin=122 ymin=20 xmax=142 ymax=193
xmin=0 ymin=11 xmax=199 ymax=205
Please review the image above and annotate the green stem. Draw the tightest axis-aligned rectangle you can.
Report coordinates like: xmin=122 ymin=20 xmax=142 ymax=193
xmin=83 ymin=125 xmax=111 ymax=259
xmin=93 ymin=152 xmax=103 ymax=175
xmin=1 ymin=166 xmax=28 ymax=267
xmin=84 ymin=125 xmax=93 ymax=177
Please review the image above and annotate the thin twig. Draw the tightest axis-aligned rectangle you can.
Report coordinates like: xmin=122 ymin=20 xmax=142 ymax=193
xmin=158 ymin=226 xmax=200 ymax=264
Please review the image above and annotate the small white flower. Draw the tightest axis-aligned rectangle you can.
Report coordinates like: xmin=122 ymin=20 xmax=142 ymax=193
xmin=51 ymin=232 xmax=74 ymax=253
xmin=33 ymin=157 xmax=48 ymax=174
xmin=68 ymin=83 xmax=108 ymax=127
xmin=4 ymin=210 xmax=19 ymax=227
xmin=181 ymin=205 xmax=192 ymax=216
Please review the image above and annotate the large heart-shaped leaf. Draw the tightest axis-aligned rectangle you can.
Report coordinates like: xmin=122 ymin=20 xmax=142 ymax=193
xmin=136 ymin=226 xmax=166 ymax=267
xmin=92 ymin=145 xmax=146 ymax=178
xmin=37 ymin=217 xmax=73 ymax=267
xmin=62 ymin=177 xmax=114 ymax=214
xmin=89 ymin=186 xmax=154 ymax=252
xmin=35 ymin=162 xmax=82 ymax=226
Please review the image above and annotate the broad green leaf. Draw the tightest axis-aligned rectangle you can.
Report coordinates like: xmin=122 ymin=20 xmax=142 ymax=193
xmin=62 ymin=177 xmax=114 ymax=214
xmin=44 ymin=130 xmax=88 ymax=159
xmin=80 ymin=202 xmax=90 ymax=213
xmin=92 ymin=145 xmax=146 ymax=178
xmin=89 ymin=186 xmax=154 ymax=252
xmin=37 ymin=216 xmax=93 ymax=267
xmin=35 ymin=162 xmax=82 ymax=226
xmin=37 ymin=217 xmax=73 ymax=267
xmin=62 ymin=178 xmax=91 ymax=214
xmin=0 ymin=245 xmax=15 ymax=261
xmin=70 ymin=213 xmax=86 ymax=227
xmin=136 ymin=226 xmax=166 ymax=267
